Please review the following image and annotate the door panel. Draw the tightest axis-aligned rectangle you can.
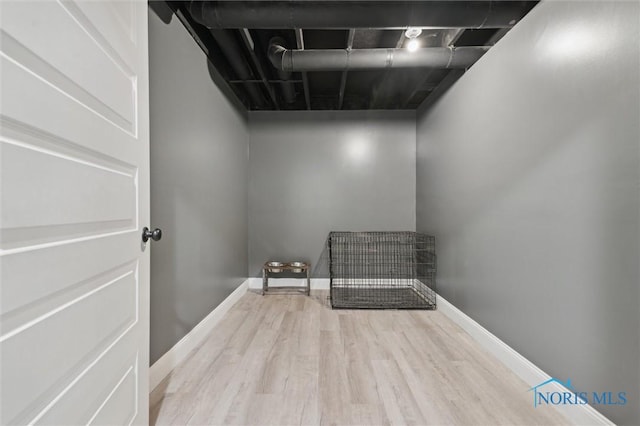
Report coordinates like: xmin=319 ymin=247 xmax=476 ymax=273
xmin=1 ymin=140 xmax=137 ymax=248
xmin=70 ymin=0 xmax=138 ymax=60
xmin=1 ymin=267 xmax=138 ymax=423
xmin=0 ymin=1 xmax=149 ymax=424
xmin=1 ymin=234 xmax=136 ymax=334
xmin=1 ymin=1 xmax=137 ymax=131
xmin=89 ymin=366 xmax=138 ymax=426
xmin=36 ymin=352 xmax=138 ymax=425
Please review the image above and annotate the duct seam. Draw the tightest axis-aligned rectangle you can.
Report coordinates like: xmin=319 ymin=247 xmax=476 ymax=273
xmin=445 ymin=46 xmax=454 ymax=69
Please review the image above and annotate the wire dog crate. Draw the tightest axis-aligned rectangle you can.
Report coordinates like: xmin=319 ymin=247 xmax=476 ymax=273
xmin=328 ymin=231 xmax=436 ymax=309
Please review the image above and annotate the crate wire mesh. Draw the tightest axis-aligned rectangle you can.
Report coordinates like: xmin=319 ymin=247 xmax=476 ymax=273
xmin=328 ymin=232 xmax=436 ymax=309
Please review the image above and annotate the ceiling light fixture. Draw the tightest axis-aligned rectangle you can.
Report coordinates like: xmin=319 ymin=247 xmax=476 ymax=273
xmin=407 ymin=38 xmax=420 ymax=52
xmin=404 ymin=27 xmax=422 ymax=52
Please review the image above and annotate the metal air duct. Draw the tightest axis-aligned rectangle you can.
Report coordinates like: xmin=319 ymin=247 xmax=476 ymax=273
xmin=268 ymin=43 xmax=489 ymax=72
xmin=269 ymin=37 xmax=296 ymax=104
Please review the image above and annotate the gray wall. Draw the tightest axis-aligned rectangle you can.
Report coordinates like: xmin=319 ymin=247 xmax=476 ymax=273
xmin=249 ymin=110 xmax=416 ymax=277
xmin=148 ymin=8 xmax=249 ymax=364
xmin=416 ymin=1 xmax=639 ymax=424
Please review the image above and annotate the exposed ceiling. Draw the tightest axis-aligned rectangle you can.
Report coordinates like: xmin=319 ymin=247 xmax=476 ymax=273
xmin=163 ymin=1 xmax=539 ymax=111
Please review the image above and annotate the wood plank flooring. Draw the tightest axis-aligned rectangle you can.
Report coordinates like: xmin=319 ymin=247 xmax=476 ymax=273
xmin=150 ymin=291 xmax=568 ymax=425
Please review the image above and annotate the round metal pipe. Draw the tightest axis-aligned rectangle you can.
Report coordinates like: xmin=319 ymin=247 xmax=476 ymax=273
xmin=269 ymin=37 xmax=296 ymax=104
xmin=189 ymin=1 xmax=534 ymax=29
xmin=269 ymin=45 xmax=489 ymax=72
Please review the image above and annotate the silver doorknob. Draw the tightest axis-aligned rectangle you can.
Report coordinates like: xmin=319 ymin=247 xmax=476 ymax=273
xmin=142 ymin=227 xmax=162 ymax=243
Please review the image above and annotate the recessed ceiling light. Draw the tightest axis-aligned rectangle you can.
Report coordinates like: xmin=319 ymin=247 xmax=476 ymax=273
xmin=404 ymin=27 xmax=422 ymax=39
xmin=404 ymin=27 xmax=422 ymax=52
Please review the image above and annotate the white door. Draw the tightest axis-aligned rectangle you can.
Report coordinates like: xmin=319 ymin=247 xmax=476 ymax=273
xmin=0 ymin=1 xmax=150 ymax=424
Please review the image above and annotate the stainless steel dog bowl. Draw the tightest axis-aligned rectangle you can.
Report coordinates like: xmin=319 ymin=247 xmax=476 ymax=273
xmin=289 ymin=261 xmax=307 ymax=273
xmin=266 ymin=261 xmax=284 ymax=273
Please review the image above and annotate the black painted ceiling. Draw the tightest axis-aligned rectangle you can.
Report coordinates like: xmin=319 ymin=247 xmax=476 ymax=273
xmin=160 ymin=1 xmax=538 ymax=111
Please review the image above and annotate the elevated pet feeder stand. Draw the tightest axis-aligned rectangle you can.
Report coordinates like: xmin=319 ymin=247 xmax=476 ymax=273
xmin=262 ymin=261 xmax=311 ymax=296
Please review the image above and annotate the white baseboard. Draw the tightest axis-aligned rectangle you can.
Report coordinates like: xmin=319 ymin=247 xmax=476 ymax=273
xmin=247 ymin=277 xmax=330 ymax=290
xmin=149 ymin=279 xmax=249 ymax=392
xmin=436 ymin=295 xmax=614 ymax=426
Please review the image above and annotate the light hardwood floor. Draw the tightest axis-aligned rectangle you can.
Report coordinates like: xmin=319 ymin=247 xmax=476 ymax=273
xmin=150 ymin=291 xmax=568 ymax=425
